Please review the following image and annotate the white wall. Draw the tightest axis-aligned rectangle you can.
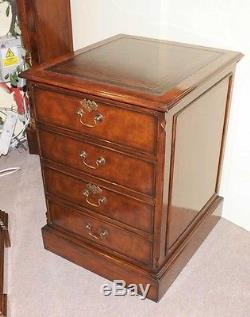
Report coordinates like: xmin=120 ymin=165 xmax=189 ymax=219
xmin=71 ymin=0 xmax=169 ymax=49
xmin=0 ymin=2 xmax=11 ymax=36
xmin=71 ymin=0 xmax=250 ymax=231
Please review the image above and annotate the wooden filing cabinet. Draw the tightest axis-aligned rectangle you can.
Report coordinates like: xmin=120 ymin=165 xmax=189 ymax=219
xmin=21 ymin=34 xmax=242 ymax=301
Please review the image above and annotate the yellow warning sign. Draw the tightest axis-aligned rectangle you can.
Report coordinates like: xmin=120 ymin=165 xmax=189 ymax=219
xmin=2 ymin=48 xmax=19 ymax=68
xmin=6 ymin=48 xmax=15 ymax=58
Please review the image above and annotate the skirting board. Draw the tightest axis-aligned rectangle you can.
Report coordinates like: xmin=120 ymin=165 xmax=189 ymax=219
xmin=42 ymin=196 xmax=223 ymax=302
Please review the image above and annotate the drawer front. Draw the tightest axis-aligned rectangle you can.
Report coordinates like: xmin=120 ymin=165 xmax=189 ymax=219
xmin=34 ymin=88 xmax=157 ymax=154
xmin=39 ymin=130 xmax=155 ymax=195
xmin=48 ymin=200 xmax=152 ymax=265
xmin=44 ymin=166 xmax=154 ymax=233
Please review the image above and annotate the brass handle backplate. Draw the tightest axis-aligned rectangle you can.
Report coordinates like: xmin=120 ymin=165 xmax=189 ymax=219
xmin=82 ymin=183 xmax=107 ymax=208
xmin=25 ymin=50 xmax=32 ymax=67
xmin=85 ymin=223 xmax=109 ymax=240
xmin=76 ymin=99 xmax=104 ymax=128
xmin=80 ymin=151 xmax=106 ymax=170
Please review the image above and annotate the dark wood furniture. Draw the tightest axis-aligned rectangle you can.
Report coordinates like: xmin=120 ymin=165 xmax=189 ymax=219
xmin=0 ymin=211 xmax=10 ymax=316
xmin=22 ymin=34 xmax=242 ymax=302
xmin=16 ymin=0 xmax=74 ymax=154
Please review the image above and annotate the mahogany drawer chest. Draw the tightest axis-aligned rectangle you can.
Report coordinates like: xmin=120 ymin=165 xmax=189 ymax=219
xmin=22 ymin=34 xmax=242 ymax=301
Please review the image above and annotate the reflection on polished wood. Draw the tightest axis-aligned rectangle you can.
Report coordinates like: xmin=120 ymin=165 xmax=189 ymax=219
xmin=166 ymin=77 xmax=230 ymax=250
xmin=48 ymin=36 xmax=221 ymax=95
xmin=21 ymin=34 xmax=243 ymax=302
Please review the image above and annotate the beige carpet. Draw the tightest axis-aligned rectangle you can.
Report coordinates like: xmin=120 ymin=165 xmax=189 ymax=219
xmin=0 ymin=149 xmax=250 ymax=317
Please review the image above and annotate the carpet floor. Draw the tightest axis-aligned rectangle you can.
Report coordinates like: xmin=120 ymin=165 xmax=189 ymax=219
xmin=0 ymin=149 xmax=249 ymax=317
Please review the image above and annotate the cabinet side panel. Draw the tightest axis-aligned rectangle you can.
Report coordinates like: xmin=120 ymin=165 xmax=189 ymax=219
xmin=16 ymin=0 xmax=32 ymax=53
xmin=166 ymin=76 xmax=230 ymax=250
xmin=32 ymin=0 xmax=73 ymax=64
xmin=17 ymin=0 xmax=73 ymax=64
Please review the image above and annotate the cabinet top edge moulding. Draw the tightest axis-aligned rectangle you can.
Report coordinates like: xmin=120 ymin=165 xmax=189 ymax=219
xmin=21 ymin=34 xmax=243 ymax=112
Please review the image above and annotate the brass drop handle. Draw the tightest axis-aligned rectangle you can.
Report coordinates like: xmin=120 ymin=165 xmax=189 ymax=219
xmin=80 ymin=151 xmax=106 ymax=170
xmin=76 ymin=99 xmax=104 ymax=128
xmin=82 ymin=183 xmax=108 ymax=208
xmin=85 ymin=223 xmax=109 ymax=240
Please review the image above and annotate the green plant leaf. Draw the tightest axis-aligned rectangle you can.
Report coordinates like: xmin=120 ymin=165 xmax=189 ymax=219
xmin=6 ymin=4 xmax=10 ymax=17
xmin=10 ymin=73 xmax=18 ymax=87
